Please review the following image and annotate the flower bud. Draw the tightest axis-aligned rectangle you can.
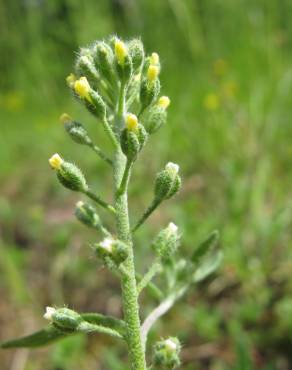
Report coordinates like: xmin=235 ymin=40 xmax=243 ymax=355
xmin=75 ymin=201 xmax=101 ymax=228
xmin=114 ymin=38 xmax=132 ymax=83
xmin=144 ymin=105 xmax=167 ymax=134
xmin=95 ymin=237 xmax=128 ymax=266
xmin=140 ymin=77 xmax=160 ymax=111
xmin=154 ymin=162 xmax=181 ymax=201
xmin=120 ymin=113 xmax=148 ymax=161
xmin=60 ymin=114 xmax=92 ymax=146
xmin=153 ymin=337 xmax=181 ymax=369
xmin=88 ymin=89 xmax=107 ymax=120
xmin=44 ymin=307 xmax=82 ymax=331
xmin=93 ymin=41 xmax=115 ymax=82
xmin=128 ymin=39 xmax=144 ymax=71
xmin=75 ymin=53 xmax=98 ymax=83
xmin=152 ymin=222 xmax=180 ymax=262
xmin=49 ymin=154 xmax=88 ymax=192
xmin=150 ymin=52 xmax=160 ymax=66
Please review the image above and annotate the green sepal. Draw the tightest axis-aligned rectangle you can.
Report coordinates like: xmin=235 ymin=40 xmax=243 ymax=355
xmin=95 ymin=239 xmax=129 ymax=266
xmin=57 ymin=162 xmax=88 ymax=192
xmin=191 ymin=230 xmax=219 ymax=264
xmin=153 ymin=337 xmax=181 ymax=369
xmin=52 ymin=308 xmax=82 ymax=331
xmin=116 ymin=54 xmax=133 ymax=84
xmin=152 ymin=224 xmax=180 ymax=263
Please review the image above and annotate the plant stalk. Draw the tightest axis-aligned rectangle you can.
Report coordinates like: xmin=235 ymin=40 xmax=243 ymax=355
xmin=113 ymin=81 xmax=147 ymax=370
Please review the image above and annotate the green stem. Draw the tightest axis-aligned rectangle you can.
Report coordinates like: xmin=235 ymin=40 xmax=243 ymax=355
xmin=113 ymin=82 xmax=147 ymax=369
xmin=137 ymin=260 xmax=161 ymax=295
xmin=89 ymin=143 xmax=113 ymax=166
xmin=117 ymin=158 xmax=132 ymax=196
xmin=102 ymin=118 xmax=119 ymax=149
xmin=132 ymin=198 xmax=162 ymax=233
xmin=136 ymin=273 xmax=164 ymax=301
xmin=84 ymin=189 xmax=116 ymax=214
xmin=77 ymin=321 xmax=124 ymax=340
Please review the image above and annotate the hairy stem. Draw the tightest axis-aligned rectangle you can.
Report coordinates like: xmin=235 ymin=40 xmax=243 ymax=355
xmin=117 ymin=158 xmax=132 ymax=196
xmin=113 ymin=82 xmax=147 ymax=369
xmin=132 ymin=198 xmax=161 ymax=232
xmin=84 ymin=189 xmax=116 ymax=214
xmin=137 ymin=260 xmax=161 ymax=295
xmin=90 ymin=143 xmax=113 ymax=165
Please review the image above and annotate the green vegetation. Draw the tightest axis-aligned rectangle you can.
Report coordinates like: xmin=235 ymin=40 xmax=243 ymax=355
xmin=1 ymin=1 xmax=292 ymax=369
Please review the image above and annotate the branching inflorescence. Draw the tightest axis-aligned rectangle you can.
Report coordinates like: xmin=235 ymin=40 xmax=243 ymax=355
xmin=1 ymin=36 xmax=223 ymax=370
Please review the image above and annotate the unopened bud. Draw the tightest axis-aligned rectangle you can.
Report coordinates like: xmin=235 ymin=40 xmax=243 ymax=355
xmin=115 ymin=39 xmax=127 ymax=66
xmin=60 ymin=114 xmax=92 ymax=146
xmin=44 ymin=307 xmax=82 ymax=331
xmin=94 ymin=41 xmax=115 ymax=81
xmin=49 ymin=154 xmax=88 ymax=192
xmin=121 ymin=117 xmax=148 ymax=161
xmin=75 ymin=201 xmax=101 ymax=228
xmin=144 ymin=105 xmax=167 ymax=134
xmin=153 ymin=337 xmax=181 ymax=369
xmin=128 ymin=39 xmax=144 ymax=71
xmin=154 ymin=162 xmax=181 ymax=201
xmin=140 ymin=77 xmax=161 ymax=110
xmin=152 ymin=222 xmax=180 ymax=262
xmin=95 ymin=237 xmax=128 ymax=266
xmin=150 ymin=52 xmax=159 ymax=66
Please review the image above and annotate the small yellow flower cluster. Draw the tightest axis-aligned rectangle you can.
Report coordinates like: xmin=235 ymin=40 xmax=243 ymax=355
xmin=49 ymin=153 xmax=63 ymax=170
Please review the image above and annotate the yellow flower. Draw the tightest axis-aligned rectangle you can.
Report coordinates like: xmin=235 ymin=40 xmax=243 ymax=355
xmin=59 ymin=113 xmax=72 ymax=124
xmin=204 ymin=93 xmax=220 ymax=111
xmin=150 ymin=52 xmax=159 ymax=65
xmin=147 ymin=65 xmax=159 ymax=82
xmin=66 ymin=73 xmax=76 ymax=88
xmin=74 ymin=77 xmax=92 ymax=103
xmin=125 ymin=113 xmax=138 ymax=131
xmin=158 ymin=96 xmax=170 ymax=109
xmin=115 ymin=39 xmax=127 ymax=65
xmin=213 ymin=59 xmax=227 ymax=76
xmin=49 ymin=153 xmax=63 ymax=170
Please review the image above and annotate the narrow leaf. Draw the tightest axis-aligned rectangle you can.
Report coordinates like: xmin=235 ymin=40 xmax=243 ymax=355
xmin=191 ymin=230 xmax=219 ymax=264
xmin=192 ymin=250 xmax=223 ymax=283
xmin=1 ymin=325 xmax=67 ymax=349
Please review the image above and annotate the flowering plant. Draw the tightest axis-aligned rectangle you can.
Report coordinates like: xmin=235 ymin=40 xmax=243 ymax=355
xmin=1 ymin=36 xmax=222 ymax=370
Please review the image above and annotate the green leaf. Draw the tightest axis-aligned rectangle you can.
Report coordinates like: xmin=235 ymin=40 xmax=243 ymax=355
xmin=192 ymin=250 xmax=223 ymax=283
xmin=1 ymin=325 xmax=67 ymax=349
xmin=191 ymin=230 xmax=219 ymax=264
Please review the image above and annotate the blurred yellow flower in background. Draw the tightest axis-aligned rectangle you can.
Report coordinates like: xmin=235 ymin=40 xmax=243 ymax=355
xmin=222 ymin=80 xmax=238 ymax=98
xmin=204 ymin=93 xmax=220 ymax=111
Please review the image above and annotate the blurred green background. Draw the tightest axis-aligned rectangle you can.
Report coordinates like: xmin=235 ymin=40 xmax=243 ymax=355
xmin=1 ymin=0 xmax=292 ymax=369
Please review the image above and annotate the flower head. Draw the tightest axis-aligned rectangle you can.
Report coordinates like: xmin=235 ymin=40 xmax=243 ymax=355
xmin=100 ymin=238 xmax=114 ymax=253
xmin=158 ymin=96 xmax=170 ymax=109
xmin=167 ymin=222 xmax=178 ymax=234
xmin=115 ymin=39 xmax=127 ymax=65
xmin=147 ymin=65 xmax=159 ymax=82
xmin=165 ymin=338 xmax=178 ymax=351
xmin=49 ymin=153 xmax=63 ymax=170
xmin=125 ymin=113 xmax=138 ymax=131
xmin=74 ymin=77 xmax=92 ymax=103
xmin=166 ymin=162 xmax=179 ymax=176
xmin=44 ymin=306 xmax=56 ymax=321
